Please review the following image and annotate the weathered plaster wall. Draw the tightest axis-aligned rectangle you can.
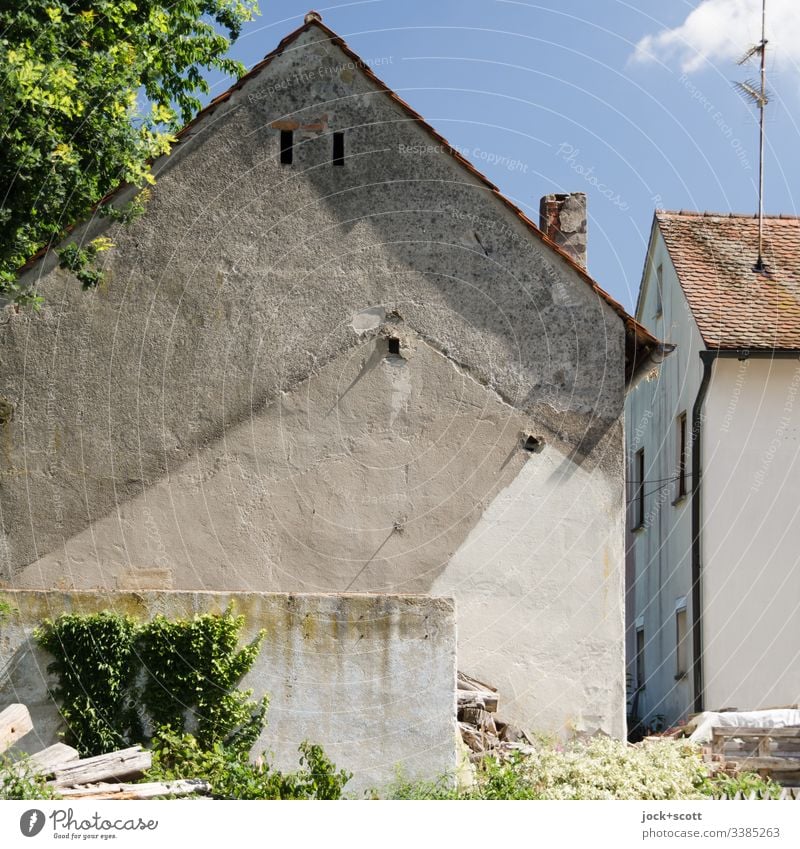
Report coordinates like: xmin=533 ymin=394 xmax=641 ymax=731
xmin=702 ymin=358 xmax=800 ymax=712
xmin=0 ymin=590 xmax=457 ymax=795
xmin=0 ymin=24 xmax=628 ymax=735
xmin=11 ymin=329 xmax=625 ymax=736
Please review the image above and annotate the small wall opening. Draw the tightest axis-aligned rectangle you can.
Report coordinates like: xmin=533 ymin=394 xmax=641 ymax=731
xmin=332 ymin=132 xmax=345 ymax=166
xmin=387 ymin=337 xmax=401 ymax=356
xmin=280 ymin=130 xmax=294 ymax=165
xmin=521 ymin=433 xmax=544 ymax=453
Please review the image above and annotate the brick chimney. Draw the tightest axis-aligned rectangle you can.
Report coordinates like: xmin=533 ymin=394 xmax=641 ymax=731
xmin=539 ymin=192 xmax=587 ymax=269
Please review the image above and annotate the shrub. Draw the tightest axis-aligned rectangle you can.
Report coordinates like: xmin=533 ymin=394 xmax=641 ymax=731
xmin=389 ymin=736 xmax=779 ymax=800
xmin=147 ymin=729 xmax=351 ymax=800
xmin=0 ymin=754 xmax=57 ymax=801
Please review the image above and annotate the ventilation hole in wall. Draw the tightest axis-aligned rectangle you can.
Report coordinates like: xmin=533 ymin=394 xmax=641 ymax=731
xmin=332 ymin=131 xmax=345 ymax=166
xmin=280 ymin=130 xmax=294 ymax=165
xmin=522 ymin=434 xmax=544 ymax=453
xmin=387 ymin=337 xmax=401 ymax=355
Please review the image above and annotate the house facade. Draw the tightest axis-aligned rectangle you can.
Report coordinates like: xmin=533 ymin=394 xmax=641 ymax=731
xmin=626 ymin=211 xmax=800 ymax=729
xmin=0 ymin=14 xmax=658 ymax=737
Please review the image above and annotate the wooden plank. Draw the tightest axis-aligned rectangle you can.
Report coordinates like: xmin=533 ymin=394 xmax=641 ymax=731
xmin=457 ymin=690 xmax=498 ymax=713
xmin=711 ymin=726 xmax=800 ymax=739
xmin=726 ymin=757 xmax=800 ymax=771
xmin=49 ymin=747 xmax=151 ymax=788
xmin=28 ymin=744 xmax=80 ymax=774
xmin=58 ymin=779 xmax=211 ymax=800
xmin=457 ymin=671 xmax=498 ymax=693
xmin=0 ymin=704 xmax=33 ymax=754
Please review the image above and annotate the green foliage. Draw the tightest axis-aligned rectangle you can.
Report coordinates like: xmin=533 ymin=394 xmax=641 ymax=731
xmin=702 ymin=769 xmax=782 ymax=800
xmin=57 ymin=236 xmax=116 ymax=289
xmin=0 ymin=0 xmax=258 ymax=305
xmin=35 ymin=606 xmax=267 ymax=757
xmin=388 ymin=736 xmax=781 ymax=801
xmin=0 ymin=753 xmax=58 ymax=800
xmin=36 ymin=611 xmax=141 ymax=755
xmin=0 ymin=597 xmax=13 ymax=626
xmin=148 ymin=729 xmax=351 ymax=800
xmin=135 ymin=609 xmax=268 ymax=754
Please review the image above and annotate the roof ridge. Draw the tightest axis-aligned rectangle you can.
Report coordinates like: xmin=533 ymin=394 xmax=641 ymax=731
xmin=657 ymin=209 xmax=800 ymax=221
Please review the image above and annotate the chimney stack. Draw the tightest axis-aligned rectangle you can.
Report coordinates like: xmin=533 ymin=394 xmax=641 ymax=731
xmin=539 ymin=192 xmax=587 ymax=269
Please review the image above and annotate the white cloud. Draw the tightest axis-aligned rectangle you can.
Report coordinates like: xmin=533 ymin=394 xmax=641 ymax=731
xmin=633 ymin=0 xmax=800 ymax=73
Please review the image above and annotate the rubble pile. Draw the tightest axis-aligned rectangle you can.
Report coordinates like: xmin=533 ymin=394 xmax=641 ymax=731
xmin=456 ymin=671 xmax=536 ymax=761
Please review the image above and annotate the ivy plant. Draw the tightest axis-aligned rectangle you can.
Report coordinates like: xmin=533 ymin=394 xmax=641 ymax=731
xmin=35 ymin=605 xmax=267 ymax=757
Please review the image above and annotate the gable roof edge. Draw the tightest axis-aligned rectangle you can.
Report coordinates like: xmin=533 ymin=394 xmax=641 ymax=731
xmin=15 ymin=14 xmax=661 ymax=378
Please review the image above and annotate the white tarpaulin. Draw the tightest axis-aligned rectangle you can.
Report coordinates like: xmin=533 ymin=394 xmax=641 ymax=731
xmin=687 ymin=709 xmax=800 ymax=743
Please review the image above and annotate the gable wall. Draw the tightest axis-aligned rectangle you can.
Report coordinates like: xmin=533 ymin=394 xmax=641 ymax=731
xmin=1 ymin=27 xmax=628 ymax=734
xmin=702 ymin=357 xmax=800 ymax=711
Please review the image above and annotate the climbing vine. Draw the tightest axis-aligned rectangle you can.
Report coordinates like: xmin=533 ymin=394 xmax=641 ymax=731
xmin=0 ymin=597 xmax=13 ymax=625
xmin=35 ymin=605 xmax=268 ymax=757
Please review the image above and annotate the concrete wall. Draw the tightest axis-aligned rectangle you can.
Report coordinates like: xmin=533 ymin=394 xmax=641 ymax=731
xmin=0 ymin=590 xmax=458 ymax=795
xmin=625 ymin=230 xmax=704 ymax=727
xmin=0 ymin=23 xmax=628 ymax=736
xmin=702 ymin=358 xmax=800 ymax=711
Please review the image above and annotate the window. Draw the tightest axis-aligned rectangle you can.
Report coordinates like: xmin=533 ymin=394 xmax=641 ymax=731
xmin=675 ymin=599 xmax=688 ymax=679
xmin=654 ymin=264 xmax=663 ymax=317
xmin=633 ymin=448 xmax=645 ymax=529
xmin=280 ymin=130 xmax=293 ymax=165
xmin=636 ymin=626 xmax=645 ymax=691
xmin=676 ymin=412 xmax=688 ymax=501
xmin=332 ymin=132 xmax=345 ymax=166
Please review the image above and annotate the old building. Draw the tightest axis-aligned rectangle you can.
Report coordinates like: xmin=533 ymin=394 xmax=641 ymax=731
xmin=1 ymin=13 xmax=658 ymax=738
xmin=626 ymin=210 xmax=800 ymax=730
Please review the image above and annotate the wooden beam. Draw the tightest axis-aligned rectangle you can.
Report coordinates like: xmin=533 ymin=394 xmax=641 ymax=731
xmin=49 ymin=747 xmax=152 ymax=788
xmin=58 ymin=779 xmax=211 ymax=799
xmin=711 ymin=726 xmax=800 ymax=739
xmin=457 ymin=690 xmax=499 ymax=713
xmin=0 ymin=704 xmax=33 ymax=754
xmin=727 ymin=757 xmax=800 ymax=771
xmin=28 ymin=744 xmax=80 ymax=774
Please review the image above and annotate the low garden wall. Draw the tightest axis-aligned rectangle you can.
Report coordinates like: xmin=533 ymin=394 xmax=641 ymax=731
xmin=0 ymin=590 xmax=458 ymax=795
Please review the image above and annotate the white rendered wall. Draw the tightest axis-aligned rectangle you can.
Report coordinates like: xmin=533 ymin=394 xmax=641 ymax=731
xmin=702 ymin=357 xmax=800 ymax=711
xmin=625 ymin=230 xmax=704 ymax=727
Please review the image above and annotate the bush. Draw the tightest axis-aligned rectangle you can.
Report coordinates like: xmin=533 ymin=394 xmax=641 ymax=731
xmin=147 ymin=729 xmax=351 ymax=800
xmin=389 ymin=736 xmax=780 ymax=800
xmin=0 ymin=754 xmax=57 ymax=801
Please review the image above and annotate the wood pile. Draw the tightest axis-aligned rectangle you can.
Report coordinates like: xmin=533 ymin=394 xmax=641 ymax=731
xmin=457 ymin=671 xmax=536 ymax=761
xmin=0 ymin=703 xmax=210 ymax=799
xmin=706 ymin=725 xmax=800 ymax=787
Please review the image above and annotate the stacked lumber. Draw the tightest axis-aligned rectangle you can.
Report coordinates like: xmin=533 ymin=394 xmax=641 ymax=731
xmin=0 ymin=703 xmax=210 ymax=799
xmin=456 ymin=672 xmax=535 ymax=761
xmin=707 ymin=726 xmax=800 ymax=786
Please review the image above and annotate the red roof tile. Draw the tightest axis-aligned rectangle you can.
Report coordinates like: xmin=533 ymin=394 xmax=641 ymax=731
xmin=657 ymin=211 xmax=800 ymax=350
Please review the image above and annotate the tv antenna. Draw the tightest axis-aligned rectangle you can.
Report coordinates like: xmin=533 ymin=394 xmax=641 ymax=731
xmin=734 ymin=0 xmax=769 ymax=272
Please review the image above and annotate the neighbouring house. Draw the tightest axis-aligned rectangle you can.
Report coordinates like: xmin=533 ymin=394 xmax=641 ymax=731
xmin=0 ymin=12 xmax=659 ymax=741
xmin=626 ymin=210 xmax=800 ymax=731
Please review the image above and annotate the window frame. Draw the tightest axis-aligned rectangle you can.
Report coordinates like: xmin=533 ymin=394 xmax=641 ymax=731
xmin=674 ymin=412 xmax=688 ymax=504
xmin=675 ymin=598 xmax=689 ymax=680
xmin=635 ymin=625 xmax=646 ymax=692
xmin=632 ymin=448 xmax=646 ymax=530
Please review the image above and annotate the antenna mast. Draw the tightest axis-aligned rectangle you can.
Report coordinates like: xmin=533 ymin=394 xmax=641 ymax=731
xmin=735 ymin=0 xmax=769 ymax=271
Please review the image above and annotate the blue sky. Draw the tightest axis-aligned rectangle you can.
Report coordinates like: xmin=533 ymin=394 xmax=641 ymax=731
xmin=204 ymin=0 xmax=800 ymax=311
